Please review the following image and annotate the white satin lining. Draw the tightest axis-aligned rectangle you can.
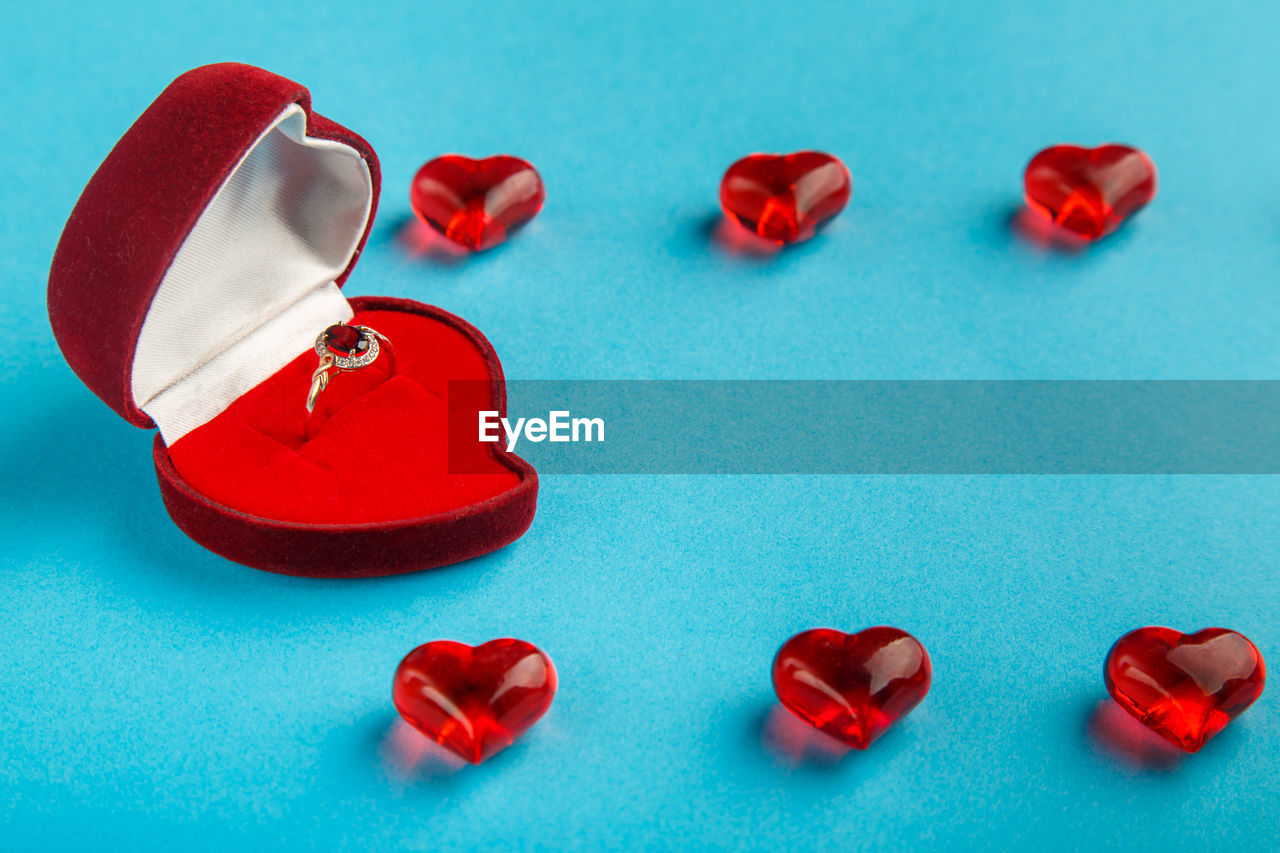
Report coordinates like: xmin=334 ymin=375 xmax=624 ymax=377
xmin=131 ymin=104 xmax=372 ymax=443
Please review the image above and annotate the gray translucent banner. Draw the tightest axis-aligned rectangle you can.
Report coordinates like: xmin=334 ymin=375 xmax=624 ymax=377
xmin=448 ymin=381 xmax=1280 ymax=474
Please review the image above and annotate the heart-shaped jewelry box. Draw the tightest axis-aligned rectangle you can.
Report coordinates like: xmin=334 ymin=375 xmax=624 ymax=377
xmin=47 ymin=63 xmax=537 ymax=578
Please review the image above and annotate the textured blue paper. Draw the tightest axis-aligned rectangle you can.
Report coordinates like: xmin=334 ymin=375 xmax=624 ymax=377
xmin=2 ymin=1 xmax=1278 ymax=849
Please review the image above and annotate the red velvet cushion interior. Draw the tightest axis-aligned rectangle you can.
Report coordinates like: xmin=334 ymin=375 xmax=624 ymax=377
xmin=168 ymin=305 xmax=521 ymax=525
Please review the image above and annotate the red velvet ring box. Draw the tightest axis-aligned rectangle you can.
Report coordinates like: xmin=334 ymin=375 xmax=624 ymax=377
xmin=48 ymin=63 xmax=537 ymax=578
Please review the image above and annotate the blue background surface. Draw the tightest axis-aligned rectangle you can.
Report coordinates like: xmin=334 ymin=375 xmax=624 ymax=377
xmin=3 ymin=1 xmax=1278 ymax=849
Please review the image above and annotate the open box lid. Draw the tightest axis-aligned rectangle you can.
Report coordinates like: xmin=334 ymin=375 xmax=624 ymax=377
xmin=48 ymin=62 xmax=381 ymax=441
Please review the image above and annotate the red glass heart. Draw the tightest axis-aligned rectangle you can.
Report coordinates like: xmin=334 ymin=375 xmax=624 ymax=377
xmin=772 ymin=626 xmax=931 ymax=750
xmin=392 ymin=638 xmax=557 ymax=764
xmin=719 ymin=151 xmax=851 ymax=245
xmin=1105 ymin=626 xmax=1265 ymax=752
xmin=1023 ymin=144 xmax=1157 ymax=240
xmin=410 ymin=155 xmax=545 ymax=251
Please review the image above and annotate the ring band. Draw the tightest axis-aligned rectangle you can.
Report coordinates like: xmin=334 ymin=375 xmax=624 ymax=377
xmin=305 ymin=323 xmax=396 ymax=432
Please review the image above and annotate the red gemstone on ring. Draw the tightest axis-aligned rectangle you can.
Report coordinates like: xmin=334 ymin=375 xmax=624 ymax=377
xmin=719 ymin=151 xmax=852 ymax=245
xmin=323 ymin=324 xmax=368 ymax=357
xmin=772 ymin=627 xmax=931 ymax=750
